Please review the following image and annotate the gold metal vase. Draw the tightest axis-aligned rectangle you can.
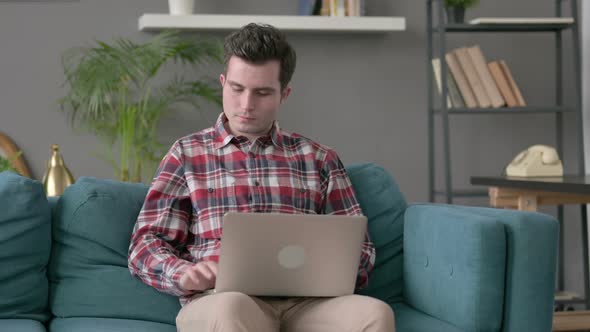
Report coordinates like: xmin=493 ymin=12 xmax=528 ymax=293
xmin=42 ymin=144 xmax=75 ymax=196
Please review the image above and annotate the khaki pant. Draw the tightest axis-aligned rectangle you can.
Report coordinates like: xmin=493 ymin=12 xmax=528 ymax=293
xmin=176 ymin=292 xmax=395 ymax=332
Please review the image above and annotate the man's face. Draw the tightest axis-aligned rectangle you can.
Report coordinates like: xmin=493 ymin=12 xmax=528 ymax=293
xmin=220 ymin=56 xmax=291 ymax=141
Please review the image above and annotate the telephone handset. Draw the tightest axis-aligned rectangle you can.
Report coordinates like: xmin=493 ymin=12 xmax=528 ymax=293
xmin=505 ymin=145 xmax=563 ymax=177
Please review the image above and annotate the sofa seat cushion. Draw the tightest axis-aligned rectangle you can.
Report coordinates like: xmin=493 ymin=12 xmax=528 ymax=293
xmin=49 ymin=177 xmax=181 ymax=325
xmin=391 ymin=303 xmax=463 ymax=332
xmin=346 ymin=164 xmax=407 ymax=303
xmin=49 ymin=318 xmax=175 ymax=332
xmin=0 ymin=172 xmax=51 ymax=322
xmin=0 ymin=319 xmax=47 ymax=332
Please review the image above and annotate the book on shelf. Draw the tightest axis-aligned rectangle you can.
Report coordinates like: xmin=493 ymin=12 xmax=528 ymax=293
xmin=431 ymin=58 xmax=452 ymax=108
xmin=299 ymin=0 xmax=317 ymax=15
xmin=467 ymin=45 xmax=505 ymax=108
xmin=453 ymin=47 xmax=492 ymax=108
xmin=346 ymin=0 xmax=364 ymax=16
xmin=445 ymin=52 xmax=478 ymax=108
xmin=499 ymin=60 xmax=526 ymax=106
xmin=442 ymin=45 xmax=527 ymax=109
xmin=447 ymin=66 xmax=465 ymax=108
xmin=432 ymin=58 xmax=465 ymax=108
xmin=320 ymin=0 xmax=330 ymax=16
xmin=469 ymin=17 xmax=574 ymax=25
xmin=488 ymin=61 xmax=518 ymax=107
xmin=319 ymin=0 xmax=364 ymax=17
xmin=332 ymin=0 xmax=344 ymax=16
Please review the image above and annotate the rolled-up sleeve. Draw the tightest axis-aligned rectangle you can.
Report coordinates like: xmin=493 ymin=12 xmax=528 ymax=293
xmin=128 ymin=142 xmax=195 ymax=296
xmin=321 ymin=150 xmax=376 ymax=289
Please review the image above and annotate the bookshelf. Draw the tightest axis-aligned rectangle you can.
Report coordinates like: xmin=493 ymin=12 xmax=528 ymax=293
xmin=427 ymin=2 xmax=583 ymax=204
xmin=138 ymin=14 xmax=406 ymax=33
xmin=427 ymin=0 xmax=586 ymax=327
xmin=441 ymin=22 xmax=573 ymax=32
xmin=433 ymin=106 xmax=574 ymax=114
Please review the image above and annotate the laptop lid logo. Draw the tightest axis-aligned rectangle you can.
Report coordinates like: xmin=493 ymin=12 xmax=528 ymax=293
xmin=278 ymin=245 xmax=305 ymax=269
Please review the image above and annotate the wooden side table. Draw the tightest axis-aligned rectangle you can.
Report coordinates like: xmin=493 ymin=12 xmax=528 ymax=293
xmin=471 ymin=175 xmax=590 ymax=332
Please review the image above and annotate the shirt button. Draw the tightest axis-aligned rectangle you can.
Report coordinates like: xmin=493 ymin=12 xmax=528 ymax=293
xmin=249 ymin=152 xmax=256 ymax=158
xmin=254 ymin=180 xmax=260 ymax=186
xmin=208 ymin=188 xmax=214 ymax=193
xmin=300 ymin=188 xmax=307 ymax=193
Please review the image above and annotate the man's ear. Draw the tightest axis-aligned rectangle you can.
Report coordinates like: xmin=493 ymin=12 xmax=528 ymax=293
xmin=220 ymin=73 xmax=226 ymax=86
xmin=280 ymin=86 xmax=292 ymax=103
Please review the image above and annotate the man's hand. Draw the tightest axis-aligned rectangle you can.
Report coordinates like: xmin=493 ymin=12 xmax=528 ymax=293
xmin=179 ymin=261 xmax=218 ymax=292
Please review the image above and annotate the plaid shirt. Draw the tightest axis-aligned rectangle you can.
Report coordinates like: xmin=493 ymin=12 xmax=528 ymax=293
xmin=128 ymin=113 xmax=375 ymax=305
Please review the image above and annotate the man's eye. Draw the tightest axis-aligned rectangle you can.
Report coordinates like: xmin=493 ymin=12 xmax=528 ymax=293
xmin=257 ymin=90 xmax=271 ymax=96
xmin=231 ymin=87 xmax=243 ymax=92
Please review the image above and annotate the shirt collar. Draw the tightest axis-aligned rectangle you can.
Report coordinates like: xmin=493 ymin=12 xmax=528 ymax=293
xmin=213 ymin=112 xmax=284 ymax=150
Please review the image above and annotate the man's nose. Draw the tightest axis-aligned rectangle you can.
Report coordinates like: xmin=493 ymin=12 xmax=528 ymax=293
xmin=241 ymin=91 xmax=255 ymax=111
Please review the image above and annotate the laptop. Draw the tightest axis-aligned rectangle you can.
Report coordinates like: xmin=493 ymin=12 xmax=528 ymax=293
xmin=208 ymin=212 xmax=367 ymax=297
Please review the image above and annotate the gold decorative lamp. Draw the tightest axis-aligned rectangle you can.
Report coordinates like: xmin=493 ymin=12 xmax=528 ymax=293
xmin=42 ymin=144 xmax=75 ymax=196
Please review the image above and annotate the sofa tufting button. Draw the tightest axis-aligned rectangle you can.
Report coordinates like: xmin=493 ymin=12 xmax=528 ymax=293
xmin=449 ymin=265 xmax=454 ymax=276
xmin=424 ymin=256 xmax=429 ymax=267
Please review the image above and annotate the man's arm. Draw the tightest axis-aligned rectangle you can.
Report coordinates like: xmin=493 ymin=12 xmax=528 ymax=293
xmin=321 ymin=149 xmax=376 ymax=290
xmin=128 ymin=142 xmax=196 ymax=296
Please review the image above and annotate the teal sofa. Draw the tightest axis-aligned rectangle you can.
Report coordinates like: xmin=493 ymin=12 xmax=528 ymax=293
xmin=0 ymin=163 xmax=558 ymax=332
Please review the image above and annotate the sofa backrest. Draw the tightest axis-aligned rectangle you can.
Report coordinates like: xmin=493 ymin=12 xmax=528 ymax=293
xmin=48 ymin=177 xmax=181 ymax=325
xmin=0 ymin=171 xmax=51 ymax=323
xmin=346 ymin=163 xmax=407 ymax=303
xmin=47 ymin=163 xmax=407 ymax=324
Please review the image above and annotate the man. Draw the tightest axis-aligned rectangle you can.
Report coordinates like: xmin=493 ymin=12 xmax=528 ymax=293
xmin=128 ymin=23 xmax=395 ymax=332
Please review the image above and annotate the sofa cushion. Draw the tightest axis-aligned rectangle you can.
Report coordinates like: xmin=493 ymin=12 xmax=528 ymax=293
xmin=0 ymin=172 xmax=51 ymax=322
xmin=0 ymin=319 xmax=47 ymax=332
xmin=49 ymin=177 xmax=181 ymax=325
xmin=346 ymin=163 xmax=407 ymax=303
xmin=391 ymin=303 xmax=463 ymax=332
xmin=49 ymin=317 xmax=175 ymax=332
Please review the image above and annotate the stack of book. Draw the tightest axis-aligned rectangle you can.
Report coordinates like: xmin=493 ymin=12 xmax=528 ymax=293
xmin=299 ymin=0 xmax=366 ymax=17
xmin=432 ymin=45 xmax=526 ymax=109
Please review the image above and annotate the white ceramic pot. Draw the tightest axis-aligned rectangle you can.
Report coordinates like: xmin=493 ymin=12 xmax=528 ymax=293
xmin=168 ymin=0 xmax=195 ymax=15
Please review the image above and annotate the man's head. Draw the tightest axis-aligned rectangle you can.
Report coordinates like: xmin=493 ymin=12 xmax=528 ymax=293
xmin=223 ymin=23 xmax=296 ymax=91
xmin=220 ymin=23 xmax=297 ymax=141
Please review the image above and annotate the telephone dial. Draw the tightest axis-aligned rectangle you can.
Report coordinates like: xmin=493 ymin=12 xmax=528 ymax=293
xmin=505 ymin=145 xmax=563 ymax=177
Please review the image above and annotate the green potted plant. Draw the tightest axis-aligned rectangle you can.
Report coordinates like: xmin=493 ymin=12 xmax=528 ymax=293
xmin=444 ymin=0 xmax=479 ymax=23
xmin=0 ymin=151 xmax=21 ymax=174
xmin=60 ymin=30 xmax=222 ymax=182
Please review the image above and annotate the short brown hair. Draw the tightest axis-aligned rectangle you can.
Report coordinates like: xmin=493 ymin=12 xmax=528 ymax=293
xmin=224 ymin=23 xmax=296 ymax=90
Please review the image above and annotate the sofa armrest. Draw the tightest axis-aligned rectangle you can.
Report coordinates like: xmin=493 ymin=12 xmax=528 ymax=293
xmin=449 ymin=204 xmax=558 ymax=332
xmin=403 ymin=203 xmax=558 ymax=332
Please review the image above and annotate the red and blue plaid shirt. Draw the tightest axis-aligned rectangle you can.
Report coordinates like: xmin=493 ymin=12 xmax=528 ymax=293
xmin=128 ymin=113 xmax=375 ymax=305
